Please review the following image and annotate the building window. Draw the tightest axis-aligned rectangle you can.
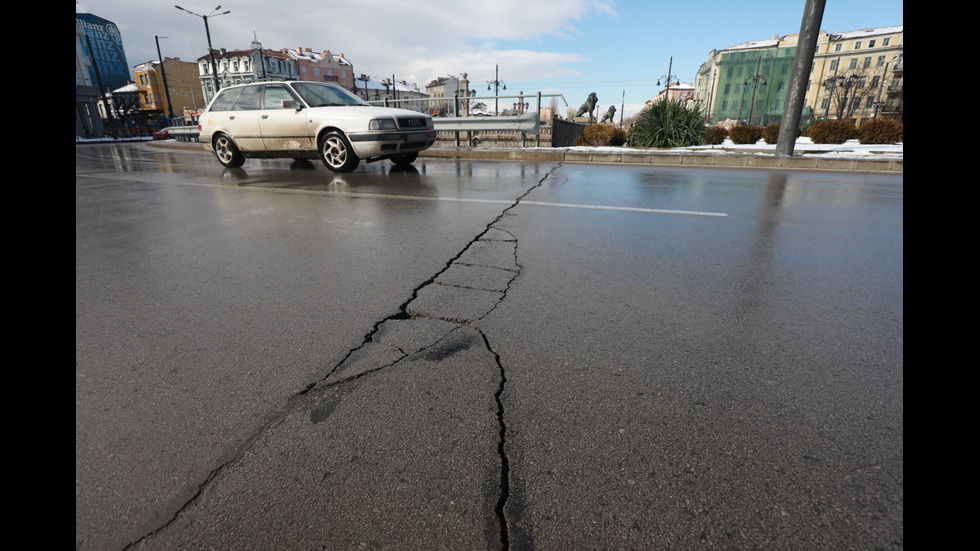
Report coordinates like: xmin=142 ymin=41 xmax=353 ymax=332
xmin=854 ymin=41 xmax=862 ymax=49
xmin=869 ymin=40 xmax=876 ymax=48
xmin=882 ymin=38 xmax=890 ymax=46
xmin=834 ymin=44 xmax=842 ymax=52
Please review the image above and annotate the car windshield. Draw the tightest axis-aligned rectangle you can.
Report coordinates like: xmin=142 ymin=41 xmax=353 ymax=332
xmin=292 ymin=83 xmax=369 ymax=107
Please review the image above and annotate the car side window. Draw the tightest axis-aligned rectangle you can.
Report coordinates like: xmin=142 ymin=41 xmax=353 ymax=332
xmin=232 ymin=85 xmax=262 ymax=111
xmin=207 ymin=88 xmax=242 ymax=112
xmin=263 ymin=86 xmax=298 ymax=110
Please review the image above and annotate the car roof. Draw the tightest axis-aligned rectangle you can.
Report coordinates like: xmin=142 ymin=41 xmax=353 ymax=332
xmin=218 ymin=80 xmax=341 ymax=90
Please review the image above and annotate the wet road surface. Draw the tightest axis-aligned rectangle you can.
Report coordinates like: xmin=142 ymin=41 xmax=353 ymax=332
xmin=76 ymin=143 xmax=903 ymax=550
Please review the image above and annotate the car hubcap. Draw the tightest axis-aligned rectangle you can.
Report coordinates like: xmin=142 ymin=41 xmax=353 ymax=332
xmin=215 ymin=138 xmax=232 ymax=163
xmin=322 ymin=137 xmax=347 ymax=168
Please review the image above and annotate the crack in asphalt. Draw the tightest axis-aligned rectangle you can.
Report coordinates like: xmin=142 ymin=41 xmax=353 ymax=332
xmin=125 ymin=162 xmax=562 ymax=551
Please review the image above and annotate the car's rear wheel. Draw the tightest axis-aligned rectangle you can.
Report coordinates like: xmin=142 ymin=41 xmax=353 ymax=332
xmin=213 ymin=134 xmax=245 ymax=168
xmin=319 ymin=131 xmax=359 ymax=172
xmin=391 ymin=152 xmax=419 ymax=166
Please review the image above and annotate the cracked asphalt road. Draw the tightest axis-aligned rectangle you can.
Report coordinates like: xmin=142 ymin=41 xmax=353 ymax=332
xmin=77 ymin=144 xmax=902 ymax=550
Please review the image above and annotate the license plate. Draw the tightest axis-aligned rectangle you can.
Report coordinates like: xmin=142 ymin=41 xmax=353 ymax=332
xmin=407 ymin=133 xmax=426 ymax=142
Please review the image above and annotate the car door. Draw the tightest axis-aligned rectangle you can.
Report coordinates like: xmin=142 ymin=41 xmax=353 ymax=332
xmin=260 ymin=84 xmax=313 ymax=152
xmin=225 ymin=84 xmax=264 ymax=151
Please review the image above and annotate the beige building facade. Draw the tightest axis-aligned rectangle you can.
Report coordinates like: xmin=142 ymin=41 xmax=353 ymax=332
xmin=695 ymin=25 xmax=903 ymax=126
xmin=809 ymin=26 xmax=903 ymax=124
xmin=133 ymin=57 xmax=206 ymax=123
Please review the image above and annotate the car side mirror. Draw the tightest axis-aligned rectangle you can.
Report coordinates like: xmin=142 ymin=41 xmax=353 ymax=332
xmin=282 ymin=100 xmax=302 ymax=111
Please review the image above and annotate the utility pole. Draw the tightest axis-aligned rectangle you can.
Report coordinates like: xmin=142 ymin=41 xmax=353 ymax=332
xmin=776 ymin=0 xmax=826 ymax=156
xmin=620 ymin=90 xmax=625 ymax=130
xmin=155 ymin=36 xmax=175 ymax=119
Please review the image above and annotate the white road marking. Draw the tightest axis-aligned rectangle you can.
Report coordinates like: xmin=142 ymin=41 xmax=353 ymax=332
xmin=312 ymin=191 xmax=729 ymax=217
xmin=176 ymin=182 xmax=729 ymax=218
xmin=519 ymin=200 xmax=728 ymax=217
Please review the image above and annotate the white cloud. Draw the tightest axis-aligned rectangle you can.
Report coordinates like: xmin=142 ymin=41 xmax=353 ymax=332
xmin=77 ymin=0 xmax=616 ymax=90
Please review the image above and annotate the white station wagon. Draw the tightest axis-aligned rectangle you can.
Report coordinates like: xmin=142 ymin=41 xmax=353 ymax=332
xmin=199 ymin=81 xmax=436 ymax=172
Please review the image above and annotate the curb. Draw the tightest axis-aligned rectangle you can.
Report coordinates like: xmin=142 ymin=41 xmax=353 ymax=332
xmin=143 ymin=141 xmax=902 ymax=173
xmin=422 ymin=147 xmax=902 ymax=173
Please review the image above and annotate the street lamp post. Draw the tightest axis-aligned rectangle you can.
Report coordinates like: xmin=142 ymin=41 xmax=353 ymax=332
xmin=657 ymin=56 xmax=677 ymax=100
xmin=175 ymin=5 xmax=230 ymax=98
xmin=486 ymin=64 xmax=506 ymax=115
xmin=743 ymin=57 xmax=768 ymax=125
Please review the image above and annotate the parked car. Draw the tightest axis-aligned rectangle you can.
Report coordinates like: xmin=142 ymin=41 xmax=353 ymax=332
xmin=198 ymin=81 xmax=436 ymax=172
xmin=152 ymin=126 xmax=177 ymax=140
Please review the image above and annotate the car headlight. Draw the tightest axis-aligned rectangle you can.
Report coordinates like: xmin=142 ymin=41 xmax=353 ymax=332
xmin=369 ymin=118 xmax=397 ymax=130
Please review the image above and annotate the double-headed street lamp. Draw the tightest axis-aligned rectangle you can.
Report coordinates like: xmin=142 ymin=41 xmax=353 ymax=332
xmin=743 ymin=57 xmax=768 ymax=125
xmin=657 ymin=56 xmax=677 ymax=98
xmin=486 ymin=64 xmax=506 ymax=115
xmin=175 ymin=5 xmax=230 ymax=97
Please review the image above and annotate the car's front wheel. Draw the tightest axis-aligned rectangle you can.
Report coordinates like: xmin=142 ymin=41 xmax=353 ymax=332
xmin=213 ymin=133 xmax=245 ymax=168
xmin=319 ymin=131 xmax=359 ymax=173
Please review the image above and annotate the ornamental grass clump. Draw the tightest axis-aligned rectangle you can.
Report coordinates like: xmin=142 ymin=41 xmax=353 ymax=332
xmin=625 ymin=99 xmax=707 ymax=148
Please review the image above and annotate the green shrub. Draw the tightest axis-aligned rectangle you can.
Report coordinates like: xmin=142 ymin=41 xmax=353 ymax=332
xmin=808 ymin=120 xmax=858 ymax=144
xmin=576 ymin=124 xmax=626 ymax=146
xmin=625 ymin=99 xmax=707 ymax=148
xmin=704 ymin=126 xmax=728 ymax=145
xmin=857 ymin=119 xmax=903 ymax=144
xmin=728 ymin=124 xmax=763 ymax=145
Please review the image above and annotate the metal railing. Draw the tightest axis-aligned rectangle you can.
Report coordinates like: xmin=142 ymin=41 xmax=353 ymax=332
xmin=371 ymin=91 xmax=567 ymax=147
xmin=170 ymin=126 xmax=200 ymax=142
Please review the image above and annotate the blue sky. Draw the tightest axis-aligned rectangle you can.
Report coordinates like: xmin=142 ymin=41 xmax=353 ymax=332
xmin=76 ymin=1 xmax=903 ymax=118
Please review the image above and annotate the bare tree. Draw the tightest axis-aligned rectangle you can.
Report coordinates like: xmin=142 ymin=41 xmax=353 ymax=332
xmin=826 ymin=61 xmax=888 ymax=121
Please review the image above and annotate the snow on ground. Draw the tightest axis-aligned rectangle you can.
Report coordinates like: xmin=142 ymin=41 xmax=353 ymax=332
xmin=565 ymin=138 xmax=902 ymax=160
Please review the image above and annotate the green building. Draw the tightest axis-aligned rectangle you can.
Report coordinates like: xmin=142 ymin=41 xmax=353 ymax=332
xmin=701 ymin=41 xmax=797 ymax=126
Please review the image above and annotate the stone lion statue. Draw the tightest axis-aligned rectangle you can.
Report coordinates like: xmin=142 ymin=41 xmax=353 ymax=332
xmin=600 ymin=104 xmax=617 ymax=123
xmin=576 ymin=92 xmax=598 ymax=118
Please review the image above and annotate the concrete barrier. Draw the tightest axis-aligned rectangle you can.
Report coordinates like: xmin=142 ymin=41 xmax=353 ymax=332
xmin=421 ymin=147 xmax=901 ymax=173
